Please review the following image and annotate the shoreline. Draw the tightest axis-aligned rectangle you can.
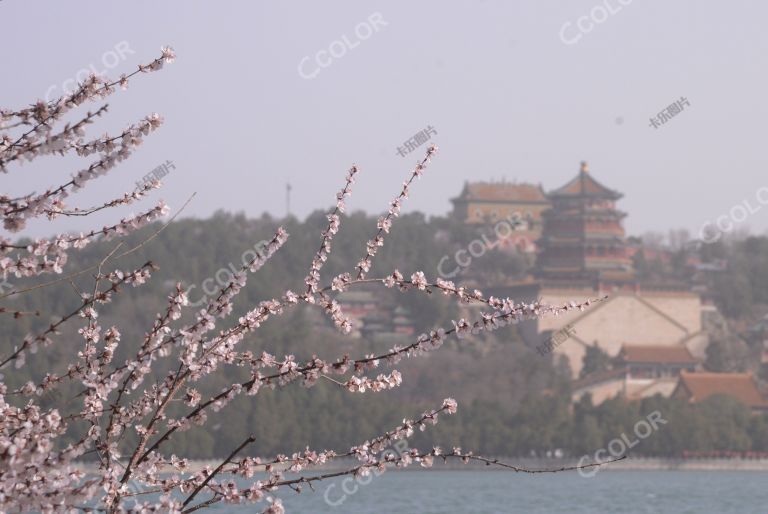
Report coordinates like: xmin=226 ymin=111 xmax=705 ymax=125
xmin=78 ymin=457 xmax=768 ymax=474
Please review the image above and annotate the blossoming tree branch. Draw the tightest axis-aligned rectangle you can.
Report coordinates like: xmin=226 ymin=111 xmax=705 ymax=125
xmin=0 ymin=48 xmax=615 ymax=513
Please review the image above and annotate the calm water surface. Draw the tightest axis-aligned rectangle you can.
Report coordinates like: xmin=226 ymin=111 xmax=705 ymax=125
xmin=204 ymin=470 xmax=768 ymax=513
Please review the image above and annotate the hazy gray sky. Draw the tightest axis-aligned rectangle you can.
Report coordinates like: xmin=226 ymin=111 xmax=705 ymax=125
xmin=3 ymin=1 xmax=768 ymax=240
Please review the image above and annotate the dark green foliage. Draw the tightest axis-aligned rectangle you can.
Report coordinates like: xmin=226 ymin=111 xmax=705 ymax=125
xmin=580 ymin=343 xmax=612 ymax=378
xmin=709 ymin=236 xmax=768 ymax=317
xmin=3 ymin=214 xmax=768 ymax=459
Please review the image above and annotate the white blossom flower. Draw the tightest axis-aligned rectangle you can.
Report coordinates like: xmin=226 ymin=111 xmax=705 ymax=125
xmin=410 ymin=271 xmax=428 ymax=290
xmin=442 ymin=398 xmax=458 ymax=414
xmin=161 ymin=46 xmax=176 ymax=63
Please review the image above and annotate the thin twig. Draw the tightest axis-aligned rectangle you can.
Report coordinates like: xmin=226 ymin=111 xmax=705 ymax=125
xmin=0 ymin=193 xmax=196 ymax=300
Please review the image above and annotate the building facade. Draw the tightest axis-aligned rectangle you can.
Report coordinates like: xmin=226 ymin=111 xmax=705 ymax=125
xmin=673 ymin=371 xmax=768 ymax=413
xmin=481 ymin=162 xmax=708 ymax=379
xmin=450 ymin=181 xmax=550 ymax=253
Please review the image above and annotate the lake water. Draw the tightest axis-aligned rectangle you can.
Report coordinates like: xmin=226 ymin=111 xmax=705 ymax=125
xmin=203 ymin=470 xmax=768 ymax=513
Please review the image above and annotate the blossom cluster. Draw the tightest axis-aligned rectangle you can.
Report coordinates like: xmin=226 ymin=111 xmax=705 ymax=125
xmin=0 ymin=47 xmax=610 ymax=514
xmin=355 ymin=145 xmax=436 ymax=279
xmin=304 ymin=165 xmax=358 ymax=295
xmin=1 ymin=201 xmax=168 ymax=292
xmin=0 ymin=46 xmax=175 ymax=173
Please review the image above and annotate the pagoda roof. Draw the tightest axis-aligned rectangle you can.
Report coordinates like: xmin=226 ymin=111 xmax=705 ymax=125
xmin=548 ymin=162 xmax=622 ymax=200
xmin=452 ymin=181 xmax=548 ymax=204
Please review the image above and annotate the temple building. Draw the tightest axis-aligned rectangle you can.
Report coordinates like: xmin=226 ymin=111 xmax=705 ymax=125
xmin=450 ymin=181 xmax=550 ymax=253
xmin=482 ymin=162 xmax=708 ymax=379
xmin=672 ymin=372 xmax=768 ymax=413
xmin=571 ymin=344 xmax=700 ymax=404
xmin=569 ymin=352 xmax=768 ymax=412
xmin=537 ymin=162 xmax=635 ymax=289
xmin=451 ymin=162 xmax=764 ymax=405
xmin=618 ymin=344 xmax=699 ymax=379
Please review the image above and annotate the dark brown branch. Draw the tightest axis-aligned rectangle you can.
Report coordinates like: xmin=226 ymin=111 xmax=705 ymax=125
xmin=181 ymin=435 xmax=256 ymax=508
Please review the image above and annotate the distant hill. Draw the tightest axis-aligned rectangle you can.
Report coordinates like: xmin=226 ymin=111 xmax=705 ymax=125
xmin=2 ymin=211 xmax=768 ymax=458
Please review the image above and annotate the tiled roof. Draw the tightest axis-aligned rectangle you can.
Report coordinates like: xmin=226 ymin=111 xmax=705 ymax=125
xmin=676 ymin=371 xmax=768 ymax=408
xmin=549 ymin=167 xmax=621 ymax=199
xmin=453 ymin=182 xmax=548 ymax=203
xmin=619 ymin=344 xmax=698 ymax=365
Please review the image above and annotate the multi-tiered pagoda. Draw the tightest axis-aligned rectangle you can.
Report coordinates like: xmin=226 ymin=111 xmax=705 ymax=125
xmin=536 ymin=162 xmax=635 ymax=289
